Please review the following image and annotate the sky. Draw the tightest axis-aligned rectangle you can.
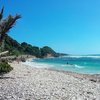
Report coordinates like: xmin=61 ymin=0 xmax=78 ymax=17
xmin=0 ymin=0 xmax=100 ymax=54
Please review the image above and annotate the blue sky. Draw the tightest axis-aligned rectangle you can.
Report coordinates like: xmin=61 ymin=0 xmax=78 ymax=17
xmin=0 ymin=0 xmax=100 ymax=54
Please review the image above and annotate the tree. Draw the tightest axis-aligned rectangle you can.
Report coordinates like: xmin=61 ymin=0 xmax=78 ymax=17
xmin=0 ymin=7 xmax=21 ymax=51
xmin=0 ymin=7 xmax=21 ymax=75
xmin=40 ymin=46 xmax=58 ymax=57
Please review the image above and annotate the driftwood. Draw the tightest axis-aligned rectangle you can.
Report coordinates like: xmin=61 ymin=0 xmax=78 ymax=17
xmin=0 ymin=55 xmax=16 ymax=62
xmin=0 ymin=51 xmax=9 ymax=56
xmin=1 ymin=56 xmax=16 ymax=59
xmin=0 ymin=51 xmax=15 ymax=62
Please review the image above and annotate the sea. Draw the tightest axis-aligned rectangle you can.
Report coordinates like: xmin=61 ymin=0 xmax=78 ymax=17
xmin=24 ymin=56 xmax=100 ymax=74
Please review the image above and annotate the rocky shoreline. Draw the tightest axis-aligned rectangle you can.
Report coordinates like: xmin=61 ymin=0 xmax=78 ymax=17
xmin=47 ymin=68 xmax=100 ymax=83
xmin=0 ymin=61 xmax=100 ymax=100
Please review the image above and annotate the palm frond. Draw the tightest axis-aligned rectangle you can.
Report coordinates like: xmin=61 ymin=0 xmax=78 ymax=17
xmin=0 ymin=14 xmax=21 ymax=45
xmin=5 ymin=15 xmax=21 ymax=33
xmin=0 ymin=7 xmax=4 ymax=22
xmin=1 ymin=15 xmax=21 ymax=34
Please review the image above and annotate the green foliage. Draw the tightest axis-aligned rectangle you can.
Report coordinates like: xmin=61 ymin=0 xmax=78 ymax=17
xmin=4 ymin=35 xmax=59 ymax=58
xmin=10 ymin=50 xmax=20 ymax=57
xmin=40 ymin=46 xmax=58 ymax=57
xmin=41 ymin=46 xmax=58 ymax=57
xmin=21 ymin=42 xmax=41 ymax=57
xmin=0 ymin=61 xmax=13 ymax=74
xmin=4 ymin=35 xmax=24 ymax=55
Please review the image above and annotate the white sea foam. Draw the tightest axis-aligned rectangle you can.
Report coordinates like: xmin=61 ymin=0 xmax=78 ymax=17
xmin=61 ymin=64 xmax=67 ymax=67
xmin=74 ymin=64 xmax=84 ymax=68
xmin=22 ymin=59 xmax=85 ymax=70
xmin=22 ymin=61 xmax=54 ymax=68
xmin=63 ymin=55 xmax=100 ymax=59
xmin=61 ymin=64 xmax=84 ymax=69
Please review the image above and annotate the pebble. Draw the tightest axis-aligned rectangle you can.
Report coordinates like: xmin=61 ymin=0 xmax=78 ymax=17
xmin=0 ymin=62 xmax=100 ymax=100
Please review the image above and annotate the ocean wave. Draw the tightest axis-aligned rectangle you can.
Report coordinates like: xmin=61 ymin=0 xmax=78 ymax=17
xmin=61 ymin=65 xmax=67 ymax=67
xmin=65 ymin=56 xmax=100 ymax=59
xmin=22 ymin=61 xmax=54 ymax=68
xmin=74 ymin=64 xmax=84 ymax=68
xmin=61 ymin=64 xmax=84 ymax=69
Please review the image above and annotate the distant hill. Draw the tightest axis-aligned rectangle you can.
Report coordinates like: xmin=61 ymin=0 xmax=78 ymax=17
xmin=4 ymin=35 xmax=61 ymax=58
xmin=57 ymin=53 xmax=69 ymax=56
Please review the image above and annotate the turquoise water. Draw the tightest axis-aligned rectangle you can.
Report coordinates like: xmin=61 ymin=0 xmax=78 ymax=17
xmin=33 ymin=56 xmax=100 ymax=74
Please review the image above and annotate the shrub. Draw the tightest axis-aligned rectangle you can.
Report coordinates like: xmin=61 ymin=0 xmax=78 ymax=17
xmin=21 ymin=58 xmax=26 ymax=62
xmin=0 ymin=61 xmax=13 ymax=74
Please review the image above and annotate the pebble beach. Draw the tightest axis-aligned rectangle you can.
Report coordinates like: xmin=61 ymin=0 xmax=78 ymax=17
xmin=0 ymin=61 xmax=100 ymax=100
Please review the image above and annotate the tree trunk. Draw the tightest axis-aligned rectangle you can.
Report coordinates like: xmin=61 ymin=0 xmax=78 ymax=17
xmin=0 ymin=37 xmax=5 ymax=52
